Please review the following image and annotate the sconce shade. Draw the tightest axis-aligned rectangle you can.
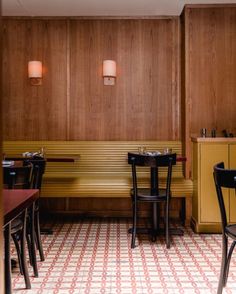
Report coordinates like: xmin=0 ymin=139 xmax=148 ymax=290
xmin=103 ymin=60 xmax=116 ymax=77
xmin=28 ymin=61 xmax=42 ymax=78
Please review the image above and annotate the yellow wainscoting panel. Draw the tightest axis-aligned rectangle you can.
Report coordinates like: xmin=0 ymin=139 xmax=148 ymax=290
xmin=3 ymin=141 xmax=192 ymax=198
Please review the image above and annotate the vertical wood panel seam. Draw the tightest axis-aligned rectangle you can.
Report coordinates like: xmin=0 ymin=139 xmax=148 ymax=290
xmin=66 ymin=19 xmax=70 ymax=140
xmin=177 ymin=19 xmax=181 ymax=140
xmin=172 ymin=18 xmax=180 ymax=140
xmin=175 ymin=18 xmax=183 ymax=140
xmin=171 ymin=19 xmax=175 ymax=139
xmin=184 ymin=8 xmax=191 ymax=178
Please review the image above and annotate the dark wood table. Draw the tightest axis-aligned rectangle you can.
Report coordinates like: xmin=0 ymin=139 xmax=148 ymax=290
xmin=5 ymin=155 xmax=79 ymax=163
xmin=3 ymin=189 xmax=39 ymax=294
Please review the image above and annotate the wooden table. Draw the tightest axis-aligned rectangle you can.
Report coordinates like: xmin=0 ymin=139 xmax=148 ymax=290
xmin=5 ymin=155 xmax=79 ymax=162
xmin=3 ymin=189 xmax=39 ymax=294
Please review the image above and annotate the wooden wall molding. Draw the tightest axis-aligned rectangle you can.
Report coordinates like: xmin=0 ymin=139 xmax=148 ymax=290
xmin=2 ymin=16 xmax=179 ymax=20
xmin=40 ymin=197 xmax=192 ymax=222
xmin=184 ymin=4 xmax=236 ymax=9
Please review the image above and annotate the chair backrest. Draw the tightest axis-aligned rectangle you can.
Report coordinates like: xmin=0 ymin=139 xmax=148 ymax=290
xmin=3 ymin=163 xmax=33 ymax=189
xmin=24 ymin=159 xmax=46 ymax=189
xmin=128 ymin=153 xmax=176 ymax=167
xmin=213 ymin=162 xmax=236 ymax=229
xmin=128 ymin=152 xmax=177 ymax=194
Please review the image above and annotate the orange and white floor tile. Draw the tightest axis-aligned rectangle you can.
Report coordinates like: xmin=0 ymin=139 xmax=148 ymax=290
xmin=11 ymin=218 xmax=236 ymax=294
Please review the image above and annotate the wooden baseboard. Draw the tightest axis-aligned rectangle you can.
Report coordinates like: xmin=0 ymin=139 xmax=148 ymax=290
xmin=190 ymin=217 xmax=222 ymax=233
xmin=39 ymin=197 xmax=192 ymax=222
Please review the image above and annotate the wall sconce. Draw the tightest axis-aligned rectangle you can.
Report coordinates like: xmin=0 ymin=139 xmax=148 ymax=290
xmin=103 ymin=60 xmax=116 ymax=86
xmin=28 ymin=61 xmax=42 ymax=86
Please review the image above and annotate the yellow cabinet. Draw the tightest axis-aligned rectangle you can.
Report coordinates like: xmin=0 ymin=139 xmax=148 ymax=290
xmin=191 ymin=138 xmax=236 ymax=233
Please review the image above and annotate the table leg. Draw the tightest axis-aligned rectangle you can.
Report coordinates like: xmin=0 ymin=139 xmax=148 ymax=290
xmin=151 ymin=203 xmax=157 ymax=241
xmin=4 ymin=223 xmax=12 ymax=294
xmin=151 ymin=167 xmax=159 ymax=233
xmin=153 ymin=203 xmax=161 ymax=231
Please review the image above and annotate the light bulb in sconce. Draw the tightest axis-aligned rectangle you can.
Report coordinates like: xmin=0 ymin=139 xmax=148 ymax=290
xmin=103 ymin=60 xmax=116 ymax=86
xmin=28 ymin=61 xmax=42 ymax=86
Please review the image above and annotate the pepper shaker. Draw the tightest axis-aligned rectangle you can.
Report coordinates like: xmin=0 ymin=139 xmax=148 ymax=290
xmin=201 ymin=128 xmax=207 ymax=137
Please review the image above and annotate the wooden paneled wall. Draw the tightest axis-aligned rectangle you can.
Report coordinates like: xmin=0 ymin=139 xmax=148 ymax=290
xmin=2 ymin=18 xmax=180 ymax=141
xmin=2 ymin=19 xmax=68 ymax=140
xmin=2 ymin=6 xmax=236 ymax=175
xmin=182 ymin=5 xmax=236 ymax=176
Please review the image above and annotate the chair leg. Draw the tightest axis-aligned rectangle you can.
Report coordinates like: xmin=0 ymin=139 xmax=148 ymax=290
xmin=218 ymin=234 xmax=228 ymax=294
xmin=4 ymin=223 xmax=12 ymax=294
xmin=35 ymin=209 xmax=45 ymax=261
xmin=165 ymin=201 xmax=170 ymax=249
xmin=21 ymin=209 xmax=31 ymax=289
xmin=29 ymin=203 xmax=38 ymax=277
xmin=12 ymin=233 xmax=24 ymax=275
xmin=131 ymin=200 xmax=137 ymax=249
xmin=26 ymin=232 xmax=33 ymax=267
xmin=151 ymin=203 xmax=158 ymax=242
xmin=223 ymin=240 xmax=236 ymax=287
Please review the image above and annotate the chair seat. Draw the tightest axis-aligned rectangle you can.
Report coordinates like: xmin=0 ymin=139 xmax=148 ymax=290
xmin=226 ymin=224 xmax=236 ymax=239
xmin=131 ymin=188 xmax=168 ymax=201
xmin=11 ymin=218 xmax=23 ymax=234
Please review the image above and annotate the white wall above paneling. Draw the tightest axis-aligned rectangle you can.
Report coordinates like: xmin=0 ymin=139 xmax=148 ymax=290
xmin=2 ymin=0 xmax=236 ymax=16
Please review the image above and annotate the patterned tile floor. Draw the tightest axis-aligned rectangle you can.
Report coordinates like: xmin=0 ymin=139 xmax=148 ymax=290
xmin=11 ymin=218 xmax=236 ymax=294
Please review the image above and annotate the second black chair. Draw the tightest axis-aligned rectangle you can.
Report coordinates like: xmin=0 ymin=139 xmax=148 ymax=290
xmin=213 ymin=162 xmax=236 ymax=294
xmin=128 ymin=152 xmax=176 ymax=249
xmin=3 ymin=163 xmax=33 ymax=288
xmin=26 ymin=158 xmax=46 ymax=262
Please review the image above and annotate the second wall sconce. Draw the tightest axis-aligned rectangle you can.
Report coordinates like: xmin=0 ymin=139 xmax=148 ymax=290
xmin=103 ymin=60 xmax=116 ymax=86
xmin=28 ymin=61 xmax=42 ymax=86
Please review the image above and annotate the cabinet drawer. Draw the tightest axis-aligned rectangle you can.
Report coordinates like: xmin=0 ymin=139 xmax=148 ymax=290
xmin=200 ymin=144 xmax=228 ymax=223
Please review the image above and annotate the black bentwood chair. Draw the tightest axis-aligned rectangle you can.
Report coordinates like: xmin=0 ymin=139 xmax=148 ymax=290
xmin=213 ymin=162 xmax=236 ymax=294
xmin=26 ymin=158 xmax=46 ymax=262
xmin=128 ymin=152 xmax=176 ymax=249
xmin=3 ymin=163 xmax=33 ymax=289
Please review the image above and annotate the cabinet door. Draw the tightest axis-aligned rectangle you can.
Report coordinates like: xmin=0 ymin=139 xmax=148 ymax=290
xmin=229 ymin=144 xmax=236 ymax=222
xmin=200 ymin=144 xmax=229 ymax=223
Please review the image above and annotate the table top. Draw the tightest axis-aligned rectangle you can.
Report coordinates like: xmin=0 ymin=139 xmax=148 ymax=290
xmin=3 ymin=189 xmax=39 ymax=226
xmin=5 ymin=155 xmax=79 ymax=163
xmin=2 ymin=160 xmax=24 ymax=168
xmin=128 ymin=152 xmax=186 ymax=162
